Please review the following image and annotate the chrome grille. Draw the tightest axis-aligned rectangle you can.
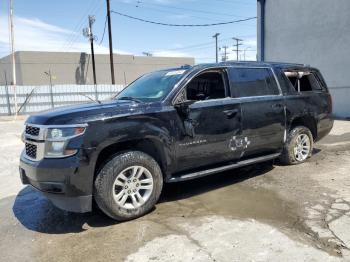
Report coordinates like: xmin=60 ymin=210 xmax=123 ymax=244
xmin=25 ymin=143 xmax=37 ymax=159
xmin=25 ymin=125 xmax=40 ymax=136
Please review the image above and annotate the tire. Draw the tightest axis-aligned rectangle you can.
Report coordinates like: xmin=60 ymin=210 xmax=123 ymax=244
xmin=94 ymin=151 xmax=163 ymax=221
xmin=280 ymin=126 xmax=314 ymax=165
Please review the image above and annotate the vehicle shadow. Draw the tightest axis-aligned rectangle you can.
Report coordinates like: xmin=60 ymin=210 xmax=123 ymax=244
xmin=13 ymin=162 xmax=274 ymax=234
xmin=273 ymin=148 xmax=322 ymax=166
xmin=12 ymin=187 xmax=116 ymax=234
xmin=160 ymin=161 xmax=274 ymax=203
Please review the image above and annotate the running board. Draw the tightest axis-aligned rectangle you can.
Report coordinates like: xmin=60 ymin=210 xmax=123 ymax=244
xmin=168 ymin=153 xmax=280 ymax=183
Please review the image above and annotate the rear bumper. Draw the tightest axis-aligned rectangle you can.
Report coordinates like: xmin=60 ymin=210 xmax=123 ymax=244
xmin=19 ymin=151 xmax=92 ymax=213
xmin=316 ymin=118 xmax=334 ymax=142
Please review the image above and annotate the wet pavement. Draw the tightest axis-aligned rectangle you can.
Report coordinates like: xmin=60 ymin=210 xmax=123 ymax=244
xmin=1 ymin=119 xmax=350 ymax=261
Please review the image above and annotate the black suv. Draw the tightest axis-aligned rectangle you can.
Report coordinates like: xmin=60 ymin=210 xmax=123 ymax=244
xmin=20 ymin=62 xmax=333 ymax=221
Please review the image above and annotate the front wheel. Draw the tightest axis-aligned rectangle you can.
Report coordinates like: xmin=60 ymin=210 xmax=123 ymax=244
xmin=280 ymin=126 xmax=314 ymax=165
xmin=94 ymin=151 xmax=163 ymax=221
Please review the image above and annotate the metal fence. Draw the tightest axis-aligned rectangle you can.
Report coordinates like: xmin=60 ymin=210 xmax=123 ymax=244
xmin=0 ymin=84 xmax=125 ymax=115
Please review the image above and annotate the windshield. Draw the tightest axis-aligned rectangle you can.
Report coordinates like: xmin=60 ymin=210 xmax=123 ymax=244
xmin=115 ymin=69 xmax=187 ymax=102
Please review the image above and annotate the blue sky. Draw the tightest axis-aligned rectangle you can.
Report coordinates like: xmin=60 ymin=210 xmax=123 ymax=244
xmin=0 ymin=0 xmax=257 ymax=63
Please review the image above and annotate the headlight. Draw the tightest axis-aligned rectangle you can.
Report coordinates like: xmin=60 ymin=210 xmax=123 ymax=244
xmin=46 ymin=127 xmax=85 ymax=140
xmin=44 ymin=126 xmax=86 ymax=158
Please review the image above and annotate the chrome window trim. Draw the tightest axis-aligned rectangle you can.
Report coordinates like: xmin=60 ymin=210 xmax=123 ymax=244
xmin=171 ymin=66 xmax=229 ymax=105
xmin=236 ymin=94 xmax=283 ymax=100
xmin=188 ymin=96 xmax=240 ymax=107
xmin=171 ymin=65 xmax=284 ymax=105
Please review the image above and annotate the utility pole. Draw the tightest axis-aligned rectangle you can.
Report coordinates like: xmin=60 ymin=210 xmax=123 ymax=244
xmin=44 ymin=70 xmax=54 ymax=108
xmin=9 ymin=0 xmax=18 ymax=116
xmin=232 ymin=37 xmax=243 ymax=61
xmin=106 ymin=0 xmax=115 ymax=84
xmin=83 ymin=15 xmax=97 ymax=85
xmin=220 ymin=46 xmax=229 ymax=62
xmin=212 ymin=33 xmax=220 ymax=63
xmin=244 ymin=47 xmax=251 ymax=61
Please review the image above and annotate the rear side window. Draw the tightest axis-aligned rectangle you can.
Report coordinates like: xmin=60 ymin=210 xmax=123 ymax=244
xmin=229 ymin=68 xmax=280 ymax=97
xmin=284 ymin=71 xmax=326 ymax=93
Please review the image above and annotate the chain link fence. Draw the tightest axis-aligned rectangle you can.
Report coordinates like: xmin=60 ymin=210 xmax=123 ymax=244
xmin=0 ymin=84 xmax=124 ymax=115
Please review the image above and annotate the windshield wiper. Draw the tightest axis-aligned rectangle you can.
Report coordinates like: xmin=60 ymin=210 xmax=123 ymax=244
xmin=118 ymin=97 xmax=142 ymax=103
xmin=79 ymin=93 xmax=101 ymax=104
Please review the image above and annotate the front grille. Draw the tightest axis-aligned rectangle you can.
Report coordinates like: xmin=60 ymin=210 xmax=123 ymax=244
xmin=25 ymin=143 xmax=37 ymax=159
xmin=25 ymin=125 xmax=40 ymax=136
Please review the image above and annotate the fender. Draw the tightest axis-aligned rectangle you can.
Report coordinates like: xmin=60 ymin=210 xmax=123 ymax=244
xmin=87 ymin=115 xmax=175 ymax=177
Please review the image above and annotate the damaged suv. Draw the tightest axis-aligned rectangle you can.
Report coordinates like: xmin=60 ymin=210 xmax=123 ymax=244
xmin=20 ymin=62 xmax=333 ymax=221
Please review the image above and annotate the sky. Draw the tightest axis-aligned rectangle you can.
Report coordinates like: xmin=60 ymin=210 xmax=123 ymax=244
xmin=0 ymin=0 xmax=257 ymax=63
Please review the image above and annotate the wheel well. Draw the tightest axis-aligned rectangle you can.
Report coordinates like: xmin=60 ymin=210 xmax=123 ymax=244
xmin=290 ymin=116 xmax=317 ymax=140
xmin=94 ymin=139 xmax=166 ymax=179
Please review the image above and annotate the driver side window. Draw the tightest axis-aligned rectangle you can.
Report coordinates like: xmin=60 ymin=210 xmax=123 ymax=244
xmin=186 ymin=71 xmax=227 ymax=101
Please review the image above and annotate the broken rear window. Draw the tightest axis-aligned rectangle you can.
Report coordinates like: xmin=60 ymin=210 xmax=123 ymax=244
xmin=284 ymin=71 xmax=325 ymax=93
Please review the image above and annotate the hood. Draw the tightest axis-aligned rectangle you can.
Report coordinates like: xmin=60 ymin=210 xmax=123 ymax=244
xmin=26 ymin=100 xmax=148 ymax=125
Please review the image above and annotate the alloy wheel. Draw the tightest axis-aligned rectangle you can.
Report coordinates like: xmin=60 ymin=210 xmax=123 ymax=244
xmin=112 ymin=165 xmax=154 ymax=209
xmin=293 ymin=134 xmax=311 ymax=162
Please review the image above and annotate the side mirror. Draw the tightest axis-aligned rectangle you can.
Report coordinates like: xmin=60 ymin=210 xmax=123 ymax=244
xmin=196 ymin=93 xmax=206 ymax=100
xmin=174 ymin=100 xmax=195 ymax=117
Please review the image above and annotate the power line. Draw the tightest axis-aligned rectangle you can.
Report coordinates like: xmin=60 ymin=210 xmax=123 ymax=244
xmin=66 ymin=3 xmax=104 ymax=51
xmin=59 ymin=0 xmax=98 ymax=51
xmin=111 ymin=10 xmax=256 ymax=27
xmin=114 ymin=0 xmax=227 ymax=23
xmin=63 ymin=0 xmax=104 ymax=51
xmin=133 ymin=0 xmax=247 ymax=19
xmin=149 ymin=36 xmax=248 ymax=54
xmin=162 ymin=41 xmax=214 ymax=51
xmin=134 ymin=5 xmax=226 ymax=23
xmin=232 ymin=37 xmax=243 ymax=61
xmin=159 ymin=36 xmax=248 ymax=51
xmin=212 ymin=0 xmax=256 ymax=6
xmin=99 ymin=15 xmax=108 ymax=45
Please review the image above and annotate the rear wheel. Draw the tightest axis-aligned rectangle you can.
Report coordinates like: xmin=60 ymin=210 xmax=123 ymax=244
xmin=94 ymin=151 xmax=163 ymax=221
xmin=280 ymin=126 xmax=313 ymax=165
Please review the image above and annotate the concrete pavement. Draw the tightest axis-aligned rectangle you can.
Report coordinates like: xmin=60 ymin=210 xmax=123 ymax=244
xmin=1 ymin=118 xmax=350 ymax=261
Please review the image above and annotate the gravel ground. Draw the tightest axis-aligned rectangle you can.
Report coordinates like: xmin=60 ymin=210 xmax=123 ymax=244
xmin=0 ymin=117 xmax=350 ymax=262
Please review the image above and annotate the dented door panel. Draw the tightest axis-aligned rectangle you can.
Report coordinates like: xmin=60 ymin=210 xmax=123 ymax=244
xmin=175 ymin=98 xmax=242 ymax=172
xmin=239 ymin=96 xmax=285 ymax=158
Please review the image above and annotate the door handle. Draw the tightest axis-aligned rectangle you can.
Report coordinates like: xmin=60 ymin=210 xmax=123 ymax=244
xmin=223 ymin=109 xmax=239 ymax=119
xmin=271 ymin=103 xmax=283 ymax=110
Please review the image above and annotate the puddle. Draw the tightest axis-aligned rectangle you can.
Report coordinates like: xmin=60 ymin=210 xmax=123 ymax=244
xmin=2 ymin=163 xmax=328 ymax=261
xmin=158 ymin=164 xmax=298 ymax=227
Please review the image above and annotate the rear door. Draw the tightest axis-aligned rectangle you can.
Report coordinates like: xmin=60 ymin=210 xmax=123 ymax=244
xmin=228 ymin=67 xmax=285 ymax=158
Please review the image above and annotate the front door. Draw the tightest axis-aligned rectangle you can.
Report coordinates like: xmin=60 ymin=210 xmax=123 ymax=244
xmin=174 ymin=69 xmax=242 ymax=172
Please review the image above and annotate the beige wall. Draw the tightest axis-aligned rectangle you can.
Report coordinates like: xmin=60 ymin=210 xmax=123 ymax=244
xmin=0 ymin=51 xmax=195 ymax=85
xmin=0 ymin=53 xmax=20 ymax=85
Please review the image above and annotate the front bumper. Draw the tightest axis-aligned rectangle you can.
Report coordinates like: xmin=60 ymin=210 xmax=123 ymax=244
xmin=19 ymin=152 xmax=92 ymax=213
